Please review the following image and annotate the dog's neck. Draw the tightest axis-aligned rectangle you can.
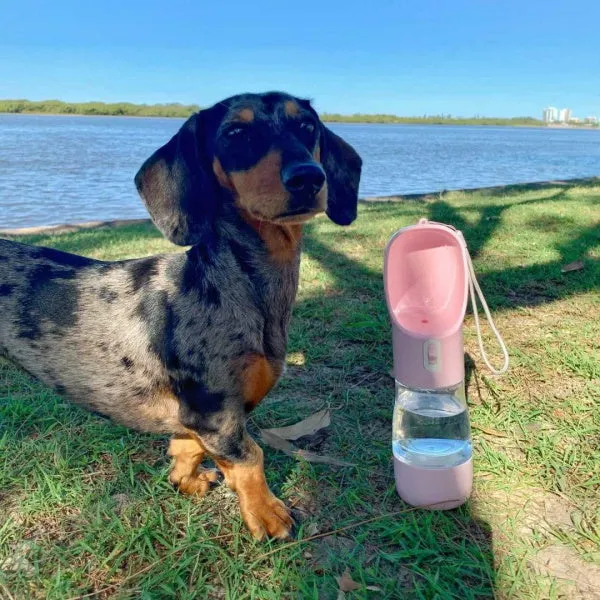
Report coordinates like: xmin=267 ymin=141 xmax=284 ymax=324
xmin=231 ymin=211 xmax=301 ymax=362
xmin=237 ymin=210 xmax=303 ymax=266
xmin=183 ymin=209 xmax=302 ymax=362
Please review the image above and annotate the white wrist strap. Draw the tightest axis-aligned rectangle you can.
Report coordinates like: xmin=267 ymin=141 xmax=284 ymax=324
xmin=465 ymin=248 xmax=510 ymax=375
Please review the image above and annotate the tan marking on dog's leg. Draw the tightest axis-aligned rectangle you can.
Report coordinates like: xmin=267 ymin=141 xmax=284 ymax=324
xmin=213 ymin=438 xmax=293 ymax=540
xmin=168 ymin=434 xmax=218 ymax=497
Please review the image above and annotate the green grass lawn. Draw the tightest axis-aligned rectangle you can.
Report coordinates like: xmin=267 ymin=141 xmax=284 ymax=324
xmin=1 ymin=180 xmax=599 ymax=599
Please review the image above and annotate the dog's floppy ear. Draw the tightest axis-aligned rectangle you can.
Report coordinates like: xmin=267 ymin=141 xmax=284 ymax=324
xmin=320 ymin=125 xmax=362 ymax=226
xmin=134 ymin=111 xmax=218 ymax=246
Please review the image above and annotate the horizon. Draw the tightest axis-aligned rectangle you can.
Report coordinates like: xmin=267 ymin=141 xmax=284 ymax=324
xmin=0 ymin=97 xmax=547 ymax=119
xmin=2 ymin=98 xmax=593 ymax=122
xmin=1 ymin=0 xmax=599 ymax=118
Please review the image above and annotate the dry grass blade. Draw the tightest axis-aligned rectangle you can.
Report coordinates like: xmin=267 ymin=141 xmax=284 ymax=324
xmin=0 ymin=581 xmax=16 ymax=600
xmin=471 ymin=424 xmax=510 ymax=438
xmin=254 ymin=503 xmax=457 ymax=562
xmin=260 ymin=429 xmax=355 ymax=467
xmin=261 ymin=409 xmax=331 ymax=440
xmin=561 ymin=259 xmax=584 ymax=273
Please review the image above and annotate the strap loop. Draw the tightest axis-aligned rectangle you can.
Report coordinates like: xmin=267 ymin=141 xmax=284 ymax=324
xmin=465 ymin=247 xmax=509 ymax=375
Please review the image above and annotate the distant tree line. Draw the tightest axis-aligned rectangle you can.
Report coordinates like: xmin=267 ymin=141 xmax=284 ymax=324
xmin=319 ymin=113 xmax=545 ymax=126
xmin=0 ymin=99 xmax=555 ymax=126
xmin=0 ymin=99 xmax=200 ymax=118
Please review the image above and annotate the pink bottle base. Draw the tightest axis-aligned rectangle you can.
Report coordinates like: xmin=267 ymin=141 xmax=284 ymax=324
xmin=393 ymin=457 xmax=473 ymax=510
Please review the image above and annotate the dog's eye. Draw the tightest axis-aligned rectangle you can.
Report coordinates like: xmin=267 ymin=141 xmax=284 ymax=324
xmin=227 ymin=126 xmax=245 ymax=137
xmin=299 ymin=121 xmax=315 ymax=134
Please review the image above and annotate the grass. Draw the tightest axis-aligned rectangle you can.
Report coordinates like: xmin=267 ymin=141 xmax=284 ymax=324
xmin=1 ymin=180 xmax=599 ymax=598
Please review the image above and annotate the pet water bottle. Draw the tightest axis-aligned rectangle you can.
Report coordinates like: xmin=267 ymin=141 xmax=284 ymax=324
xmin=383 ymin=219 xmax=508 ymax=509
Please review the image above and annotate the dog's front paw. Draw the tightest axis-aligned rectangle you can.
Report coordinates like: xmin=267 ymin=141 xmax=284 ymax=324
xmin=240 ymin=492 xmax=294 ymax=540
xmin=170 ymin=468 xmax=219 ymax=497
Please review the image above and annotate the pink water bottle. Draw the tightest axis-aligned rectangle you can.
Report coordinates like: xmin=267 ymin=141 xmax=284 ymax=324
xmin=384 ymin=219 xmax=473 ymax=510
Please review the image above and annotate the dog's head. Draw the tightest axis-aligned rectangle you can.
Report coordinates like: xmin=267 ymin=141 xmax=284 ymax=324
xmin=134 ymin=92 xmax=362 ymax=246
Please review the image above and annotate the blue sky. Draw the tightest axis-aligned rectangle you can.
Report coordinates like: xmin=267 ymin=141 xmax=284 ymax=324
xmin=1 ymin=0 xmax=599 ymax=118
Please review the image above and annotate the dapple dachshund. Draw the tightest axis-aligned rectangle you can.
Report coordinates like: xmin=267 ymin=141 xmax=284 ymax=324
xmin=0 ymin=91 xmax=362 ymax=540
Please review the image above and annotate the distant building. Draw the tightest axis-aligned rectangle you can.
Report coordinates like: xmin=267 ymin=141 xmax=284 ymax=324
xmin=543 ymin=107 xmax=558 ymax=122
xmin=557 ymin=108 xmax=572 ymax=123
xmin=585 ymin=116 xmax=598 ymax=124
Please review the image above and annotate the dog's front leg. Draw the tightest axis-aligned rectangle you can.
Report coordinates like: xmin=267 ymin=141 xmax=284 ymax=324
xmin=167 ymin=434 xmax=219 ymax=497
xmin=189 ymin=413 xmax=293 ymax=540
xmin=211 ymin=434 xmax=293 ymax=540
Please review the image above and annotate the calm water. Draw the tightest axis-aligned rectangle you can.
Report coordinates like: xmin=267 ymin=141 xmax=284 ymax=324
xmin=1 ymin=114 xmax=599 ymax=229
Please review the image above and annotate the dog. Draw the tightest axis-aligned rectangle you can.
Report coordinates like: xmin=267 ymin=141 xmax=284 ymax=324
xmin=0 ymin=91 xmax=362 ymax=540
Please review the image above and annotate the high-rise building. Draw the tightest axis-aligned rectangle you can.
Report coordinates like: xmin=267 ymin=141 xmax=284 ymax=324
xmin=543 ymin=107 xmax=558 ymax=122
xmin=557 ymin=108 xmax=572 ymax=122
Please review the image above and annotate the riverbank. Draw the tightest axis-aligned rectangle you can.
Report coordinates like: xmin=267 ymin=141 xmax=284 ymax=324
xmin=2 ymin=175 xmax=598 ymax=236
xmin=1 ymin=178 xmax=598 ymax=598
xmin=0 ymin=98 xmax=553 ymax=127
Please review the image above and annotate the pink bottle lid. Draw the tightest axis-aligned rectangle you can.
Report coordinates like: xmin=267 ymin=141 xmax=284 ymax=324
xmin=384 ymin=219 xmax=469 ymax=390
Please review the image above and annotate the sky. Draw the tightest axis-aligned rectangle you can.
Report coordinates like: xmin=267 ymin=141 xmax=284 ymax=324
xmin=1 ymin=0 xmax=599 ymax=118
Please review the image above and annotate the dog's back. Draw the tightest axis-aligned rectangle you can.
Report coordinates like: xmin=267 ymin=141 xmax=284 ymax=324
xmin=0 ymin=238 xmax=97 ymax=343
xmin=0 ymin=238 xmax=186 ymax=432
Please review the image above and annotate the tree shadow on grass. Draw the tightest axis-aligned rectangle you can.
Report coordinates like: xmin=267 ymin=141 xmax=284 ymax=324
xmin=292 ymin=182 xmax=597 ymax=596
xmin=308 ymin=189 xmax=598 ymax=313
xmin=291 ymin=234 xmax=495 ymax=597
xmin=426 ymin=191 xmax=599 ymax=307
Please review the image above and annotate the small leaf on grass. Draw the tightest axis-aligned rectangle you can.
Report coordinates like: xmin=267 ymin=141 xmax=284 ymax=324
xmin=561 ymin=259 xmax=584 ymax=273
xmin=260 ymin=430 xmax=355 ymax=467
xmin=306 ymin=522 xmax=320 ymax=536
xmin=336 ymin=568 xmax=361 ymax=592
xmin=260 ymin=429 xmax=295 ymax=453
xmin=262 ymin=409 xmax=330 ymax=440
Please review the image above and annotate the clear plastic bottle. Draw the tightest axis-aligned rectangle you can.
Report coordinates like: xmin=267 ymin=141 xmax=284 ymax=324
xmin=391 ymin=379 xmax=473 ymax=509
xmin=392 ymin=380 xmax=472 ymax=469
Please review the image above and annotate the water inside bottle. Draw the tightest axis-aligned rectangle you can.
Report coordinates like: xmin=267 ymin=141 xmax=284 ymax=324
xmin=393 ymin=387 xmax=472 ymax=469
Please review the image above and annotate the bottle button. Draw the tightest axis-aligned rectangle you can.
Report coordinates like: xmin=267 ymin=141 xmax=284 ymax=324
xmin=428 ymin=346 xmax=438 ymax=364
xmin=424 ymin=340 xmax=441 ymax=372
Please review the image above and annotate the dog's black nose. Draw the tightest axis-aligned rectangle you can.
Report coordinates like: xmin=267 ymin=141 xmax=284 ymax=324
xmin=282 ymin=162 xmax=326 ymax=195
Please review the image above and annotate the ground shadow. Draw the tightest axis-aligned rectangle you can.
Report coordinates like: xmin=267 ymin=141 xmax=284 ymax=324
xmin=293 ymin=181 xmax=596 ymax=594
xmin=310 ymin=190 xmax=598 ymax=312
xmin=426 ymin=191 xmax=599 ymax=307
xmin=294 ymin=232 xmax=496 ymax=596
